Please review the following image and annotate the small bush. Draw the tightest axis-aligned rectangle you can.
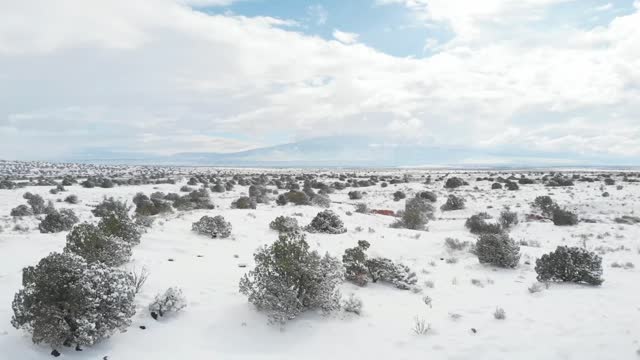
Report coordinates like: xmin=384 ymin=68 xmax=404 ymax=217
xmin=491 ymin=183 xmax=502 ymax=189
xmin=306 ymin=210 xmax=347 ymax=234
xmin=173 ymin=189 xmax=214 ymax=211
xmin=444 ymin=237 xmax=470 ymax=251
xmin=232 ymin=196 xmax=257 ymax=209
xmin=535 ymin=246 xmax=603 ymax=285
xmin=192 ymin=215 xmax=232 ymax=238
xmin=92 ymin=197 xmax=129 ymax=218
xmin=465 ymin=213 xmax=502 ymax=234
xmin=354 ymin=203 xmax=369 ymax=214
xmin=397 ymin=197 xmax=434 ymax=230
xmin=311 ymin=194 xmax=331 ymax=208
xmin=342 ymin=294 xmax=363 ymax=315
xmin=417 ymin=191 xmax=437 ymax=202
xmin=348 ymin=191 xmax=363 ymax=200
xmin=343 ymin=240 xmax=371 ymax=286
xmin=11 ymin=252 xmax=136 ymax=347
xmin=64 ymin=194 xmax=79 ymax=204
xmin=440 ymin=195 xmax=466 ymax=211
xmin=269 ymin=216 xmax=300 ymax=234
xmin=24 ymin=193 xmax=46 ymax=214
xmin=38 ymin=209 xmax=79 ymax=233
xmin=98 ymin=213 xmax=141 ymax=245
xmin=133 ymin=193 xmax=173 ymax=216
xmin=64 ymin=223 xmax=132 ymax=266
xmin=239 ymin=232 xmax=343 ymax=323
xmin=552 ymin=208 xmax=578 ymax=226
xmin=494 ymin=307 xmax=506 ymax=320
xmin=499 ymin=210 xmax=519 ymax=229
xmin=11 ymin=204 xmax=33 ymax=217
xmin=393 ymin=191 xmax=406 ymax=201
xmin=504 ymin=181 xmax=519 ymax=191
xmin=149 ymin=287 xmax=187 ymax=320
xmin=444 ymin=177 xmax=467 ymax=189
xmin=475 ymin=233 xmax=520 ymax=268
xmin=532 ymin=196 xmax=557 ymax=217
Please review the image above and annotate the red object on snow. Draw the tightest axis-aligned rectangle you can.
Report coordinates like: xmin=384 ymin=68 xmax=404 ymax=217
xmin=372 ymin=209 xmax=395 ymax=216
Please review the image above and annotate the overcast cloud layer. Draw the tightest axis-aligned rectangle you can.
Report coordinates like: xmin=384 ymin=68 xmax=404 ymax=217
xmin=0 ymin=0 xmax=639 ymax=164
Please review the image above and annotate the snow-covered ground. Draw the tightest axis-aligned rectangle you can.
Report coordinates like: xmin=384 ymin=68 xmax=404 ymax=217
xmin=1 ymin=169 xmax=639 ymax=360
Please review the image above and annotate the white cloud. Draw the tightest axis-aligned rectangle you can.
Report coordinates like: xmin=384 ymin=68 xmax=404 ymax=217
xmin=332 ymin=29 xmax=359 ymax=44
xmin=0 ymin=0 xmax=638 ymax=162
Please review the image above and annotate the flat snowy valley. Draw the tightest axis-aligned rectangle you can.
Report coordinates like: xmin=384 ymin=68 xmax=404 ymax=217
xmin=0 ymin=163 xmax=639 ymax=360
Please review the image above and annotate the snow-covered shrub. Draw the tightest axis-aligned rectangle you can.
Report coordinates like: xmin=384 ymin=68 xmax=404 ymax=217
xmin=306 ymin=210 xmax=347 ymax=234
xmin=546 ymin=177 xmax=574 ymax=187
xmin=311 ymin=194 xmax=331 ymax=208
xmin=465 ymin=213 xmax=502 ymax=235
xmin=417 ymin=191 xmax=437 ymax=203
xmin=354 ymin=203 xmax=369 ymax=214
xmin=232 ymin=196 xmax=257 ymax=209
xmin=366 ymin=257 xmax=418 ymax=290
xmin=535 ymin=246 xmax=603 ymax=285
xmin=92 ymin=197 xmax=129 ymax=218
xmin=499 ymin=210 xmax=519 ymax=229
xmin=249 ymin=185 xmax=270 ymax=204
xmin=444 ymin=237 xmax=470 ymax=251
xmin=173 ymin=189 xmax=214 ymax=211
xmin=504 ymin=181 xmax=519 ymax=191
xmin=64 ymin=194 xmax=79 ymax=204
xmin=393 ymin=191 xmax=406 ymax=201
xmin=133 ymin=193 xmax=173 ymax=216
xmin=343 ymin=240 xmax=371 ymax=286
xmin=11 ymin=252 xmax=136 ymax=347
xmin=64 ymin=223 xmax=132 ymax=266
xmin=475 ymin=233 xmax=520 ymax=268
xmin=342 ymin=294 xmax=363 ymax=315
xmin=281 ymin=190 xmax=311 ymax=206
xmin=552 ymin=208 xmax=578 ymax=226
xmin=98 ymin=213 xmax=141 ymax=245
xmin=134 ymin=215 xmax=155 ymax=229
xmin=348 ymin=191 xmax=363 ymax=200
xmin=11 ymin=204 xmax=33 ymax=217
xmin=444 ymin=177 xmax=467 ymax=189
xmin=532 ymin=196 xmax=557 ymax=217
xmin=149 ymin=287 xmax=187 ymax=320
xmin=192 ymin=215 xmax=232 ymax=238
xmin=239 ymin=232 xmax=343 ymax=323
xmin=396 ymin=197 xmax=434 ymax=230
xmin=440 ymin=195 xmax=466 ymax=211
xmin=211 ymin=183 xmax=226 ymax=193
xmin=494 ymin=307 xmax=506 ymax=320
xmin=24 ymin=192 xmax=46 ymax=214
xmin=38 ymin=209 xmax=79 ymax=233
xmin=269 ymin=216 xmax=300 ymax=234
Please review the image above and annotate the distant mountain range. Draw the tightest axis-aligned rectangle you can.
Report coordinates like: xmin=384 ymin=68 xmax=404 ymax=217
xmin=59 ymin=136 xmax=636 ymax=168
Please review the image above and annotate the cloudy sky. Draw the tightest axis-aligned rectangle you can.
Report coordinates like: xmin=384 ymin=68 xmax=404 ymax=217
xmin=1 ymin=0 xmax=639 ymax=164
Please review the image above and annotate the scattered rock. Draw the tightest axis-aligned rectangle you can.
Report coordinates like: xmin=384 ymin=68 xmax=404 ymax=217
xmin=75 ymin=345 xmax=83 ymax=351
xmin=51 ymin=349 xmax=60 ymax=357
xmin=151 ymin=311 xmax=158 ymax=320
xmin=168 ymin=258 xmax=174 ymax=262
xmin=140 ymin=325 xmax=146 ymax=330
xmin=471 ymin=328 xmax=477 ymax=334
